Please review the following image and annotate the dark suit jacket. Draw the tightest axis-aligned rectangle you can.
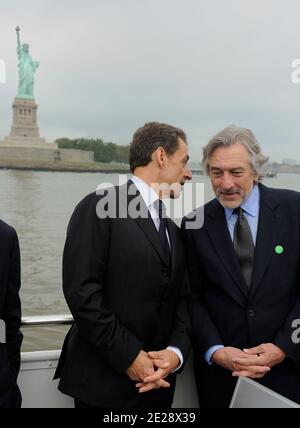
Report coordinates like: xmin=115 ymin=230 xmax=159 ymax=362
xmin=0 ymin=220 xmax=22 ymax=408
xmin=55 ymin=181 xmax=190 ymax=407
xmin=182 ymin=184 xmax=300 ymax=408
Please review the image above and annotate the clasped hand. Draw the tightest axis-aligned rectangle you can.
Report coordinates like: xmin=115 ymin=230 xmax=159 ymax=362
xmin=212 ymin=343 xmax=286 ymax=379
xmin=126 ymin=349 xmax=180 ymax=393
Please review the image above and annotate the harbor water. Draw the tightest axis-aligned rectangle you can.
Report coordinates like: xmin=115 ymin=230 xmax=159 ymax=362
xmin=0 ymin=169 xmax=299 ymax=351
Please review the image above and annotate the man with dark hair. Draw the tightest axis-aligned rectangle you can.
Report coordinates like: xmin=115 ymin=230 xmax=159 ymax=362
xmin=55 ymin=122 xmax=192 ymax=408
xmin=129 ymin=122 xmax=187 ymax=173
xmin=182 ymin=125 xmax=300 ymax=408
xmin=0 ymin=220 xmax=22 ymax=408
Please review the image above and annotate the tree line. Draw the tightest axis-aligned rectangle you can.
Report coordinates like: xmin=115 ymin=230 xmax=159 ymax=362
xmin=56 ymin=138 xmax=129 ymax=164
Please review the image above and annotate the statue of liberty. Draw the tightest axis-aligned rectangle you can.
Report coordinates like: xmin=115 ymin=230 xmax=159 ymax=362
xmin=16 ymin=26 xmax=39 ymax=99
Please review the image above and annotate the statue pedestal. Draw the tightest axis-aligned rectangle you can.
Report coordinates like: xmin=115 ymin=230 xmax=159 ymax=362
xmin=4 ymin=98 xmax=57 ymax=148
xmin=0 ymin=92 xmax=94 ymax=166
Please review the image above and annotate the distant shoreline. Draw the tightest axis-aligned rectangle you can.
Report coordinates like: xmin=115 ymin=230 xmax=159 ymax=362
xmin=0 ymin=161 xmax=300 ymax=175
xmin=0 ymin=161 xmax=130 ymax=174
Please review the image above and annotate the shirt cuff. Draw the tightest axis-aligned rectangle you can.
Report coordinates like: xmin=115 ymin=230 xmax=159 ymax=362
xmin=205 ymin=345 xmax=224 ymax=365
xmin=167 ymin=346 xmax=184 ymax=372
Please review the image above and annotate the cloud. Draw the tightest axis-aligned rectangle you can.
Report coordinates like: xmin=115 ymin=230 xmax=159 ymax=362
xmin=1 ymin=0 xmax=300 ymax=162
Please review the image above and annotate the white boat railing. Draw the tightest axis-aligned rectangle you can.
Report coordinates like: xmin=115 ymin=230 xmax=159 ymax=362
xmin=19 ymin=315 xmax=199 ymax=408
xmin=21 ymin=314 xmax=73 ymax=327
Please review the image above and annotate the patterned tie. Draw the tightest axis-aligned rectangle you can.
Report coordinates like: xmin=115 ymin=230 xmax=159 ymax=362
xmin=156 ymin=199 xmax=171 ymax=267
xmin=233 ymin=207 xmax=254 ymax=288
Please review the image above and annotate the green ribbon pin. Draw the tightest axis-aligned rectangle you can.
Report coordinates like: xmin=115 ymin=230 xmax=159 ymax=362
xmin=275 ymin=245 xmax=284 ymax=255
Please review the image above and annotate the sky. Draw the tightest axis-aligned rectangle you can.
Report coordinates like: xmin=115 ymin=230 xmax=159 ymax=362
xmin=1 ymin=0 xmax=300 ymax=163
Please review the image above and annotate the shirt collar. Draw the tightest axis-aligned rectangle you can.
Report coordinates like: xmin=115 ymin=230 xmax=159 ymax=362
xmin=131 ymin=176 xmax=159 ymax=208
xmin=225 ymin=184 xmax=260 ymax=221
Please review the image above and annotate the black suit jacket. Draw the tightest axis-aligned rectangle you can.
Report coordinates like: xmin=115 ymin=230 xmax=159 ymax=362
xmin=55 ymin=181 xmax=190 ymax=407
xmin=0 ymin=220 xmax=22 ymax=408
xmin=182 ymin=184 xmax=300 ymax=408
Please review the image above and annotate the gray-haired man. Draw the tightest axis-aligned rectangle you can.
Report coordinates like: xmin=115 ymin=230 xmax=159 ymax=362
xmin=182 ymin=125 xmax=300 ymax=407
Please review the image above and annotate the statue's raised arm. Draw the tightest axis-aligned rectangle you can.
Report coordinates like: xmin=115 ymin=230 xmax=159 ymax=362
xmin=15 ymin=26 xmax=39 ymax=99
xmin=16 ymin=26 xmax=21 ymax=49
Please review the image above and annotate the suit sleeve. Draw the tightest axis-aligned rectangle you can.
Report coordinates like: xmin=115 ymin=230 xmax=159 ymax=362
xmin=181 ymin=217 xmax=223 ymax=359
xmin=3 ymin=229 xmax=23 ymax=379
xmin=63 ymin=194 xmax=143 ymax=374
xmin=168 ymin=268 xmax=191 ymax=367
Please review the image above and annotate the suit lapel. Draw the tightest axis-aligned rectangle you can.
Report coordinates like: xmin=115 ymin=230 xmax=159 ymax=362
xmin=206 ymin=199 xmax=249 ymax=298
xmin=166 ymin=218 xmax=177 ymax=272
xmin=123 ymin=180 xmax=169 ymax=266
xmin=250 ymin=184 xmax=281 ymax=298
xmin=135 ymin=216 xmax=168 ymax=265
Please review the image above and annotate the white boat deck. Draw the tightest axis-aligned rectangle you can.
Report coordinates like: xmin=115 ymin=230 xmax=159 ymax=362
xmin=18 ymin=316 xmax=199 ymax=408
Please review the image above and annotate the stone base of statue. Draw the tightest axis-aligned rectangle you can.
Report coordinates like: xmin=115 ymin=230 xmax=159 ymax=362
xmin=3 ymin=98 xmax=57 ymax=148
xmin=0 ymin=27 xmax=97 ymax=170
xmin=0 ymin=96 xmax=95 ymax=168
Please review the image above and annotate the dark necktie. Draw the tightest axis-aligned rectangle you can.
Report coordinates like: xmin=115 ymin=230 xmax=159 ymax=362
xmin=233 ymin=207 xmax=254 ymax=288
xmin=156 ymin=199 xmax=171 ymax=267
